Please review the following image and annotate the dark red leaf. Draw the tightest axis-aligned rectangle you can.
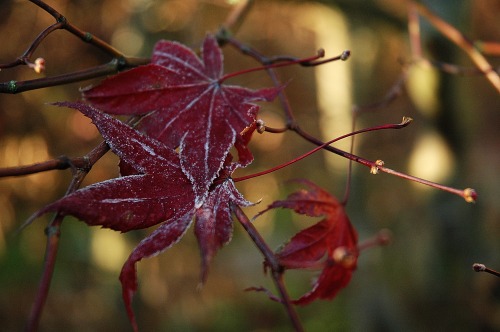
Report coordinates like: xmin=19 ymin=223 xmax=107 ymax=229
xmin=41 ymin=102 xmax=255 ymax=329
xmin=39 ymin=102 xmax=196 ymax=232
xmin=83 ymin=35 xmax=279 ymax=205
xmin=34 ymin=103 xmax=199 ymax=331
xmin=260 ymin=179 xmax=358 ymax=305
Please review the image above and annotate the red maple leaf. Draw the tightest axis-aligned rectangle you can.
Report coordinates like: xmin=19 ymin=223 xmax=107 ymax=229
xmin=29 ymin=102 xmax=253 ymax=331
xmin=82 ymin=34 xmax=279 ymax=205
xmin=258 ymin=179 xmax=358 ymax=305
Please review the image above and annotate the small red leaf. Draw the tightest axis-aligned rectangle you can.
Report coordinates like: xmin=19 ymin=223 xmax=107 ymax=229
xmin=291 ymin=258 xmax=355 ymax=305
xmin=261 ymin=180 xmax=358 ymax=305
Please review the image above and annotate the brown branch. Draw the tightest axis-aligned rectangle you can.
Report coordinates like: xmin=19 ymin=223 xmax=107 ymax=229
xmin=0 ymin=1 xmax=150 ymax=93
xmin=24 ymin=141 xmax=110 ymax=331
xmin=28 ymin=0 xmax=123 ymax=58
xmin=220 ymin=0 xmax=255 ymax=36
xmin=25 ymin=216 xmax=62 ymax=332
xmin=0 ymin=58 xmax=149 ymax=94
xmin=230 ymin=203 xmax=304 ymax=332
xmin=0 ymin=156 xmax=88 ymax=178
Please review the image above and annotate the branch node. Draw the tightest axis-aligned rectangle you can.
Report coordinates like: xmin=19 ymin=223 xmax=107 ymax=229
xmin=57 ymin=15 xmax=67 ymax=25
xmin=370 ymin=160 xmax=385 ymax=174
xmin=7 ymin=80 xmax=17 ymax=93
xmin=84 ymin=32 xmax=93 ymax=42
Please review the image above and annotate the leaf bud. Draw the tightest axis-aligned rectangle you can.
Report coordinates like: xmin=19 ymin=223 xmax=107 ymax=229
xmin=33 ymin=57 xmax=46 ymax=74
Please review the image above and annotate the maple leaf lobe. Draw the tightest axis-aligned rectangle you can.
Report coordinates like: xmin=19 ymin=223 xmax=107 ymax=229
xmin=43 ymin=102 xmax=196 ymax=233
xmin=83 ymin=34 xmax=279 ymax=205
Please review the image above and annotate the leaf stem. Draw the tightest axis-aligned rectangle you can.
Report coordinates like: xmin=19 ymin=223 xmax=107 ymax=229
xmin=233 ymin=117 xmax=413 ymax=183
xmin=219 ymin=50 xmax=327 ymax=83
xmin=293 ymin=125 xmax=477 ymax=203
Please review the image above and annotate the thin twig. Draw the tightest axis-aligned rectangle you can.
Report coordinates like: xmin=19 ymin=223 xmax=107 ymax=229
xmin=0 ymin=1 xmax=149 ymax=94
xmin=0 ymin=156 xmax=88 ymax=178
xmin=25 ymin=217 xmax=62 ymax=332
xmin=220 ymin=0 xmax=255 ymax=36
xmin=224 ymin=35 xmax=476 ymax=203
xmin=230 ymin=204 xmax=304 ymax=332
xmin=472 ymin=263 xmax=500 ymax=277
xmin=0 ymin=58 xmax=148 ymax=94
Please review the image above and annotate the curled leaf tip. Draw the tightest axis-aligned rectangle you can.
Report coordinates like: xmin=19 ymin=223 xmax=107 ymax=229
xmin=463 ymin=188 xmax=477 ymax=203
xmin=340 ymin=50 xmax=351 ymax=61
xmin=370 ymin=159 xmax=384 ymax=174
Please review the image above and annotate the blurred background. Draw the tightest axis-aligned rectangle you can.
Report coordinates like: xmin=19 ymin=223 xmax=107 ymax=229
xmin=0 ymin=0 xmax=499 ymax=331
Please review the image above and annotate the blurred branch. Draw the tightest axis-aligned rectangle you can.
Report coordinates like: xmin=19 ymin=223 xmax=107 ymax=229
xmin=231 ymin=203 xmax=304 ymax=332
xmin=408 ymin=1 xmax=500 ymax=93
xmin=222 ymin=35 xmax=476 ymax=203
xmin=24 ymin=141 xmax=110 ymax=332
xmin=0 ymin=156 xmax=88 ymax=178
xmin=220 ymin=0 xmax=254 ymax=35
xmin=472 ymin=263 xmax=500 ymax=277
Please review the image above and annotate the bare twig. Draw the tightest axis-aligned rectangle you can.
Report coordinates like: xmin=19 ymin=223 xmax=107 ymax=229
xmin=0 ymin=1 xmax=149 ymax=94
xmin=230 ymin=203 xmax=304 ymax=332
xmin=472 ymin=263 xmax=500 ymax=277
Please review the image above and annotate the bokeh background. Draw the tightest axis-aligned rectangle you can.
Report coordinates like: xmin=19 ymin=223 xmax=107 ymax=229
xmin=0 ymin=0 xmax=499 ymax=331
